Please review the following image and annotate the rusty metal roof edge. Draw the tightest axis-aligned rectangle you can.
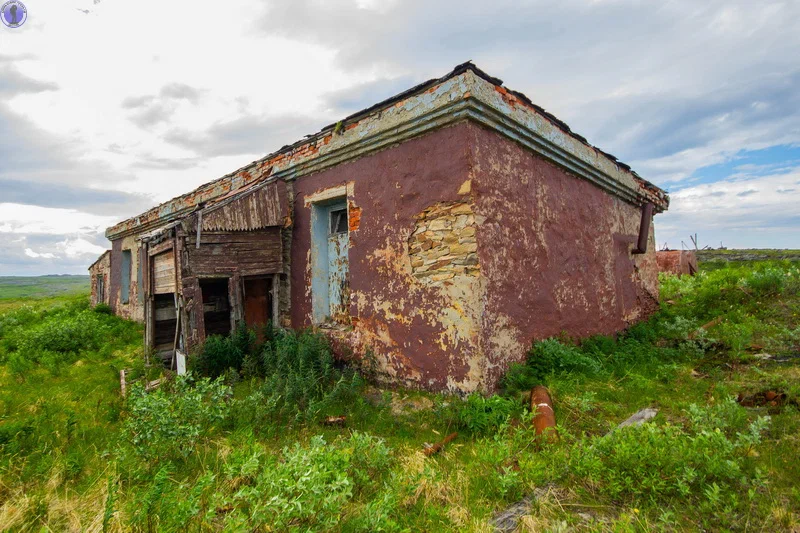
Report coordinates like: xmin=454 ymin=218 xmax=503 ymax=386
xmin=107 ymin=62 xmax=666 ymax=239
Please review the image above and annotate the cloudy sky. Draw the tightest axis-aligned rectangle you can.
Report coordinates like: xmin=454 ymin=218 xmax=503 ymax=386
xmin=1 ymin=0 xmax=798 ymax=275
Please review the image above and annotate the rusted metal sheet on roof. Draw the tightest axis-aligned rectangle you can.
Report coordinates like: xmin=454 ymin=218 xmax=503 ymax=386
xmin=201 ymin=181 xmax=286 ymax=232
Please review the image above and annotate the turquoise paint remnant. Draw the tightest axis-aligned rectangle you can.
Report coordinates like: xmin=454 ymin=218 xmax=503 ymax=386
xmin=310 ymin=199 xmax=349 ymax=324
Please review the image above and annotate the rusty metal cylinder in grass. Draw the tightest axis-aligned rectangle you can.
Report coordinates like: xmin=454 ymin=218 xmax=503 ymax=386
xmin=530 ymin=386 xmax=557 ymax=441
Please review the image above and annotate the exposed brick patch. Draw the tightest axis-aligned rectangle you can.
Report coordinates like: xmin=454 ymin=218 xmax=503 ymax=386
xmin=408 ymin=201 xmax=479 ymax=283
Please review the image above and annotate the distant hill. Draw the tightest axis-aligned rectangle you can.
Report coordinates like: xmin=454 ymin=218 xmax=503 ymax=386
xmin=0 ymin=275 xmax=90 ymax=300
xmin=695 ymin=249 xmax=800 ymax=262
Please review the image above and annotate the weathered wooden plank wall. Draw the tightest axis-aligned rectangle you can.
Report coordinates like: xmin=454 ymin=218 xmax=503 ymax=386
xmin=185 ymin=228 xmax=282 ymax=277
xmin=153 ymin=250 xmax=176 ymax=294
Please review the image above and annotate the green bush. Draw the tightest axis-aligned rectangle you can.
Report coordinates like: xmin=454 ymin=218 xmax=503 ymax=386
xmin=0 ymin=297 xmax=139 ymax=374
xmin=569 ymin=400 xmax=769 ymax=504
xmin=123 ymin=374 xmax=232 ymax=461
xmin=503 ymin=338 xmax=603 ymax=392
xmin=222 ymin=433 xmax=391 ymax=531
xmin=455 ymin=393 xmax=523 ymax=435
xmin=191 ymin=333 xmax=245 ymax=378
xmin=741 ymin=267 xmax=786 ymax=296
xmin=93 ymin=302 xmax=113 ymax=315
xmin=235 ymin=329 xmax=365 ymax=427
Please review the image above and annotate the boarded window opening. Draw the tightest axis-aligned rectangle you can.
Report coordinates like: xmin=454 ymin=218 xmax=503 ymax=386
xmin=199 ymin=278 xmax=231 ymax=337
xmin=152 ymin=250 xmax=176 ymax=294
xmin=121 ymin=250 xmax=131 ymax=304
xmin=96 ymin=275 xmax=105 ymax=304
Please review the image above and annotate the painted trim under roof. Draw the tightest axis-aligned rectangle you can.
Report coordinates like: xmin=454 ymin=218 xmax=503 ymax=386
xmin=106 ymin=63 xmax=668 ymax=240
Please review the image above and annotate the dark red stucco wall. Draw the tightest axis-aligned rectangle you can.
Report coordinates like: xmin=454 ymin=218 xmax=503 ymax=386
xmin=288 ymin=121 xmax=660 ymax=393
xmin=290 ymin=123 xmax=477 ymax=390
xmin=469 ymin=124 xmax=660 ymax=388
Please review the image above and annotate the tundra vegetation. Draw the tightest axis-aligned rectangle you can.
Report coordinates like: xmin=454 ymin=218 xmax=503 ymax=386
xmin=1 ymin=261 xmax=799 ymax=531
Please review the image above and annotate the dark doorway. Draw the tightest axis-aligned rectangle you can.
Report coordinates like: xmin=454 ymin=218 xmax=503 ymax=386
xmin=243 ymin=276 xmax=274 ymax=338
xmin=153 ymin=293 xmax=177 ymax=356
xmin=199 ymin=278 xmax=231 ymax=337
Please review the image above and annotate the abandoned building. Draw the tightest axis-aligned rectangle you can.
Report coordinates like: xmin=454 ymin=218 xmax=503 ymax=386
xmin=656 ymin=250 xmax=698 ymax=277
xmin=89 ymin=62 xmax=669 ymax=393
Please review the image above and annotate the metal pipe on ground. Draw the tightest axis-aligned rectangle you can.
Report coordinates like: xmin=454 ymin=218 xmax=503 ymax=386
xmin=633 ymin=202 xmax=654 ymax=254
xmin=530 ymin=385 xmax=557 ymax=441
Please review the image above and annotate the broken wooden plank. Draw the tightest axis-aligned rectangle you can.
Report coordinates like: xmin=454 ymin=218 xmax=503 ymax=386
xmin=120 ymin=369 xmax=127 ymax=397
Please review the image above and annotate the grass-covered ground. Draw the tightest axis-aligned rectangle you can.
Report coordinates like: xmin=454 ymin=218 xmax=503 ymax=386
xmin=697 ymin=248 xmax=800 ymax=263
xmin=0 ymin=261 xmax=799 ymax=532
xmin=0 ymin=276 xmax=90 ymax=303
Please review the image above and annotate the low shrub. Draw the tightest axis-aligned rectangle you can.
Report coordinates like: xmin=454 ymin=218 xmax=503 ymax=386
xmin=741 ymin=267 xmax=786 ymax=296
xmin=191 ymin=332 xmax=246 ymax=378
xmin=503 ymin=338 xmax=603 ymax=393
xmin=123 ymin=374 xmax=232 ymax=461
xmin=0 ymin=297 xmax=139 ymax=374
xmin=223 ymin=433 xmax=391 ymax=531
xmin=93 ymin=302 xmax=113 ymax=315
xmin=235 ymin=328 xmax=365 ymax=427
xmin=569 ymin=399 xmax=769 ymax=505
xmin=455 ymin=393 xmax=523 ymax=435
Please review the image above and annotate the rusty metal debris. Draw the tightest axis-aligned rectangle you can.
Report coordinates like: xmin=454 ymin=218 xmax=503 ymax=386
xmin=530 ymin=386 xmax=557 ymax=441
xmin=322 ymin=415 xmax=347 ymax=426
xmin=423 ymin=432 xmax=458 ymax=457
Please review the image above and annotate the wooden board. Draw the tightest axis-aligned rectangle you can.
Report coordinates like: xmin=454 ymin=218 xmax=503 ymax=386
xmin=186 ymin=228 xmax=282 ymax=277
xmin=153 ymin=250 xmax=176 ymax=294
xmin=244 ymin=277 xmax=272 ymax=330
xmin=201 ymin=181 xmax=286 ymax=232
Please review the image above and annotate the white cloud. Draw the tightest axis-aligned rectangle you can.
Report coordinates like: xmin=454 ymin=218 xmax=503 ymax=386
xmin=24 ymin=248 xmax=56 ymax=259
xmin=1 ymin=0 xmax=799 ymax=273
xmin=656 ymin=168 xmax=800 ymax=248
xmin=55 ymin=237 xmax=107 ymax=258
xmin=0 ymin=203 xmax=118 ymax=235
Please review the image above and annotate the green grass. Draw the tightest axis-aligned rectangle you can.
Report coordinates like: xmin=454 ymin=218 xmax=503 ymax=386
xmin=1 ymin=263 xmax=799 ymax=531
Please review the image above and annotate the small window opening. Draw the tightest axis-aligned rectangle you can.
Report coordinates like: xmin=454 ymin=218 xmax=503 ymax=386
xmin=330 ymin=208 xmax=348 ymax=235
